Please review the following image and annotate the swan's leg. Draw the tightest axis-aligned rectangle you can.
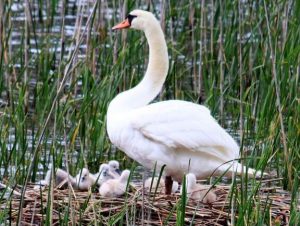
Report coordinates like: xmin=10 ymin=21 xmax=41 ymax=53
xmin=165 ymin=176 xmax=173 ymax=195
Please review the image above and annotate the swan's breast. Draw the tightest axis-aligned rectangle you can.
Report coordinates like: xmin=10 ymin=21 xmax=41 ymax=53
xmin=107 ymin=112 xmax=176 ymax=169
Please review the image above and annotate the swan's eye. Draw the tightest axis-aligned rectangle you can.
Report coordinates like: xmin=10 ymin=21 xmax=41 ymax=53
xmin=126 ymin=14 xmax=137 ymax=25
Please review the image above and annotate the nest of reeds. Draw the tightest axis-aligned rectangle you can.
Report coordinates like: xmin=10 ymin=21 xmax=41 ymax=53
xmin=1 ymin=178 xmax=296 ymax=225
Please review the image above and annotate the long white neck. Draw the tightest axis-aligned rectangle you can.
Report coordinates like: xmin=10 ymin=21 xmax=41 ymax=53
xmin=108 ymin=19 xmax=169 ymax=115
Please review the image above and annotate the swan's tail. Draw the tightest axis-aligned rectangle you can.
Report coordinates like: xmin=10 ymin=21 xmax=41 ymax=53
xmin=219 ymin=162 xmax=267 ymax=178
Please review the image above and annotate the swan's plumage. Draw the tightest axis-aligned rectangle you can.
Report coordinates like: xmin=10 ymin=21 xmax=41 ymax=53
xmin=94 ymin=163 xmax=116 ymax=186
xmin=108 ymin=10 xmax=261 ymax=192
xmin=131 ymin=101 xmax=237 ymax=156
xmin=183 ymin=173 xmax=217 ymax=204
xmin=109 ymin=99 xmax=240 ymax=181
xmin=75 ymin=168 xmax=95 ymax=191
xmin=108 ymin=160 xmax=121 ymax=177
xmin=34 ymin=167 xmax=76 ymax=190
xmin=144 ymin=176 xmax=178 ymax=193
xmin=99 ymin=169 xmax=130 ymax=197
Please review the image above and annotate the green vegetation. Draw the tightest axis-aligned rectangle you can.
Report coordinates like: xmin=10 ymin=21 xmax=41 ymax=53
xmin=0 ymin=0 xmax=299 ymax=225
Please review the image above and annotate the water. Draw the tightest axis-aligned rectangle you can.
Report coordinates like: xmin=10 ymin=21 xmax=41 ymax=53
xmin=1 ymin=0 xmax=98 ymax=179
xmin=1 ymin=0 xmax=256 ymax=182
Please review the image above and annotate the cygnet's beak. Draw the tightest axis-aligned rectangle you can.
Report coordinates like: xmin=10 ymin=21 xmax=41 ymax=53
xmin=116 ymin=169 xmax=122 ymax=175
xmin=112 ymin=18 xmax=130 ymax=30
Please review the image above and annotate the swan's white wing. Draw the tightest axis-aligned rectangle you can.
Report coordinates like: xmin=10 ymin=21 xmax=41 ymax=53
xmin=130 ymin=100 xmax=239 ymax=160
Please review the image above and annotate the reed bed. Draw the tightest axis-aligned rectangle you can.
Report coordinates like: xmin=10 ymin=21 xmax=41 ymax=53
xmin=1 ymin=178 xmax=297 ymax=225
xmin=0 ymin=0 xmax=299 ymax=224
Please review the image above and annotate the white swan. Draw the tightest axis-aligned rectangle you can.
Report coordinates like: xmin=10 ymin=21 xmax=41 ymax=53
xmin=144 ymin=177 xmax=178 ymax=194
xmin=99 ymin=169 xmax=130 ymax=198
xmin=182 ymin=173 xmax=217 ymax=204
xmin=75 ymin=168 xmax=95 ymax=191
xmin=108 ymin=9 xmax=260 ymax=194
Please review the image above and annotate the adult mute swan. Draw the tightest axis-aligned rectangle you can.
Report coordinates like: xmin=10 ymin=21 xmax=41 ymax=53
xmin=108 ymin=9 xmax=259 ymax=194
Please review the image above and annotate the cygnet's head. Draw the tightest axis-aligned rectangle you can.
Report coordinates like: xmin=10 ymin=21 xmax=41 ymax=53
xmin=77 ymin=168 xmax=89 ymax=182
xmin=186 ymin=173 xmax=197 ymax=190
xmin=99 ymin=163 xmax=109 ymax=174
xmin=112 ymin=10 xmax=158 ymax=31
xmin=76 ymin=168 xmax=94 ymax=190
xmin=99 ymin=163 xmax=112 ymax=179
xmin=108 ymin=160 xmax=121 ymax=175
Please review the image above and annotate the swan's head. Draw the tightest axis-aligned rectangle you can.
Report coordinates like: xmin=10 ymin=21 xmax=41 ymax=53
xmin=112 ymin=10 xmax=158 ymax=31
xmin=108 ymin=160 xmax=121 ymax=175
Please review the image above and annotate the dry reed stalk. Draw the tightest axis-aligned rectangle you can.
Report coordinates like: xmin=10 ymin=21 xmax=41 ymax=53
xmin=86 ymin=0 xmax=92 ymax=70
xmin=238 ymin=0 xmax=244 ymax=141
xmin=1 ymin=0 xmax=17 ymax=104
xmin=0 ymin=0 xmax=3 ymax=73
xmin=218 ymin=0 xmax=224 ymax=125
xmin=160 ymin=0 xmax=166 ymax=33
xmin=51 ymin=1 xmax=67 ymax=224
xmin=159 ymin=2 xmax=166 ymax=103
xmin=121 ymin=0 xmax=128 ymax=92
xmin=189 ymin=0 xmax=196 ymax=92
xmin=210 ymin=0 xmax=214 ymax=56
xmin=263 ymin=0 xmax=291 ymax=188
xmin=24 ymin=0 xmax=31 ymax=113
xmin=199 ymin=0 xmax=206 ymax=103
xmin=236 ymin=2 xmax=244 ymax=226
xmin=17 ymin=1 xmax=99 ymax=222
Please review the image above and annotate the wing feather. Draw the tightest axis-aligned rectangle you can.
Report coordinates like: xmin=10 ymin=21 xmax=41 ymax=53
xmin=130 ymin=100 xmax=239 ymax=159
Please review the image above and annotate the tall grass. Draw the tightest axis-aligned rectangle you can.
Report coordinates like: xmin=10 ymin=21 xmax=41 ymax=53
xmin=0 ymin=0 xmax=299 ymax=224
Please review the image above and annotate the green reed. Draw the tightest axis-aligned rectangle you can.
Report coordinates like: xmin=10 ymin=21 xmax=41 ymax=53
xmin=0 ymin=0 xmax=299 ymax=225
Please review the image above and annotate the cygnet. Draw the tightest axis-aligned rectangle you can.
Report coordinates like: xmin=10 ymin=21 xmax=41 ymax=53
xmin=144 ymin=177 xmax=164 ymax=193
xmin=99 ymin=169 xmax=130 ymax=198
xmin=144 ymin=177 xmax=179 ymax=193
xmin=182 ymin=173 xmax=217 ymax=204
xmin=75 ymin=168 xmax=96 ymax=191
xmin=93 ymin=163 xmax=116 ymax=186
xmin=33 ymin=179 xmax=49 ymax=190
xmin=34 ymin=168 xmax=75 ymax=190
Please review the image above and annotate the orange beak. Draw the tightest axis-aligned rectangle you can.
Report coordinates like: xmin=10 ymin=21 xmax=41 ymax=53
xmin=112 ymin=18 xmax=130 ymax=30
